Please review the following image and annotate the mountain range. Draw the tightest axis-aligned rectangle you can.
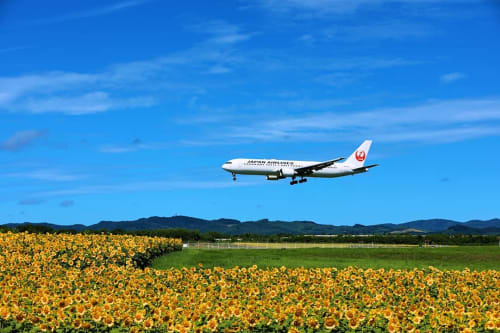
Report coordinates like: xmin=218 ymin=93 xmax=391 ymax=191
xmin=2 ymin=216 xmax=500 ymax=235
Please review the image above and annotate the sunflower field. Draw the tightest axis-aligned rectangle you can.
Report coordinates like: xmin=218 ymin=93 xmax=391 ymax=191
xmin=0 ymin=232 xmax=499 ymax=332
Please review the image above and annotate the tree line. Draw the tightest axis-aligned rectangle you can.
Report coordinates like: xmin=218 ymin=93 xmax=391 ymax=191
xmin=1 ymin=224 xmax=498 ymax=245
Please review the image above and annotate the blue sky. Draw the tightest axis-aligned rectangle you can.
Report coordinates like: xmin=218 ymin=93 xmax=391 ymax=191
xmin=1 ymin=0 xmax=499 ymax=226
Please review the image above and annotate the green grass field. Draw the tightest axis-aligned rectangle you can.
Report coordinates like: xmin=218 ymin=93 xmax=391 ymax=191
xmin=151 ymin=246 xmax=500 ymax=271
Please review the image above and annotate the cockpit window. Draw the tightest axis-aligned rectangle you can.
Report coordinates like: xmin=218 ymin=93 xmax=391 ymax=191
xmin=225 ymin=161 xmax=232 ymax=164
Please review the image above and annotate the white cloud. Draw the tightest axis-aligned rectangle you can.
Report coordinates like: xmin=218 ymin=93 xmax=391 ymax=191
xmin=324 ymin=57 xmax=422 ymax=71
xmin=315 ymin=72 xmax=368 ymax=87
xmin=0 ymin=71 xmax=99 ymax=103
xmin=177 ymin=97 xmax=352 ymax=126
xmin=0 ymin=16 xmax=425 ymax=118
xmin=0 ymin=60 xmax=184 ymax=115
xmin=323 ymin=21 xmax=436 ymax=41
xmin=18 ymin=198 xmax=45 ymax=205
xmin=249 ymin=0 xmax=371 ymax=15
xmin=99 ymin=140 xmax=167 ymax=153
xmin=6 ymin=169 xmax=84 ymax=182
xmin=34 ymin=180 xmax=259 ymax=197
xmin=23 ymin=92 xmax=155 ymax=115
xmin=206 ymin=65 xmax=232 ymax=74
xmin=33 ymin=0 xmax=151 ymax=24
xmin=0 ymin=20 xmax=254 ymax=115
xmin=441 ymin=72 xmax=466 ymax=83
xmin=200 ymin=98 xmax=500 ymax=144
xmin=248 ymin=0 xmax=475 ymax=16
xmin=191 ymin=20 xmax=253 ymax=45
xmin=374 ymin=126 xmax=500 ymax=142
xmin=298 ymin=34 xmax=316 ymax=44
xmin=0 ymin=46 xmax=31 ymax=54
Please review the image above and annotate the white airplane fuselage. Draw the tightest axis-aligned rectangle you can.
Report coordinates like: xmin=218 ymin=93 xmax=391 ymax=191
xmin=222 ymin=159 xmax=355 ymax=178
xmin=221 ymin=140 xmax=377 ymax=185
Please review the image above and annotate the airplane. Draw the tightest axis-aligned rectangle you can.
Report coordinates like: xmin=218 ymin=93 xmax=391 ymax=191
xmin=222 ymin=140 xmax=378 ymax=185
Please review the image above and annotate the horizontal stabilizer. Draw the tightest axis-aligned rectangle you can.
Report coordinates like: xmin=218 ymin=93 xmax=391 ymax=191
xmin=352 ymin=164 xmax=379 ymax=173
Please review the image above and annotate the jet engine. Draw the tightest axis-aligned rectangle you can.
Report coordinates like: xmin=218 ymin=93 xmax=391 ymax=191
xmin=280 ymin=168 xmax=297 ymax=177
xmin=266 ymin=168 xmax=297 ymax=180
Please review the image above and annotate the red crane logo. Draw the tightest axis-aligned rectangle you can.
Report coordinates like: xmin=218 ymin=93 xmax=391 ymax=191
xmin=355 ymin=150 xmax=366 ymax=162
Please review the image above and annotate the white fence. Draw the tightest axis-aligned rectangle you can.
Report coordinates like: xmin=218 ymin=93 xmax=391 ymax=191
xmin=183 ymin=242 xmax=418 ymax=249
xmin=184 ymin=242 xmax=267 ymax=249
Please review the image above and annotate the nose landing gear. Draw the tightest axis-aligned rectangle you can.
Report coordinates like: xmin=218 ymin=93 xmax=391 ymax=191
xmin=232 ymin=173 xmax=237 ymax=181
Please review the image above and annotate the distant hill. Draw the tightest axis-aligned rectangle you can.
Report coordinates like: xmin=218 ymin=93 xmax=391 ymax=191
xmin=442 ymin=224 xmax=500 ymax=235
xmin=90 ymin=217 xmax=341 ymax=235
xmin=396 ymin=219 xmax=462 ymax=232
xmin=462 ymin=219 xmax=500 ymax=229
xmin=2 ymin=222 xmax=87 ymax=232
xmin=2 ymin=216 xmax=499 ymax=235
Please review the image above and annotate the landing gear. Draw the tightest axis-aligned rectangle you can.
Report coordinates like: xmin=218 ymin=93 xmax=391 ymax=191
xmin=232 ymin=173 xmax=236 ymax=181
xmin=290 ymin=176 xmax=307 ymax=185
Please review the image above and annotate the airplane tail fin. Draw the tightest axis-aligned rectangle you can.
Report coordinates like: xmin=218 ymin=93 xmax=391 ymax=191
xmin=344 ymin=140 xmax=372 ymax=168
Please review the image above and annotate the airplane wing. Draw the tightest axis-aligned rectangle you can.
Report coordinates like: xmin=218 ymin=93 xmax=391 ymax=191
xmin=294 ymin=157 xmax=344 ymax=175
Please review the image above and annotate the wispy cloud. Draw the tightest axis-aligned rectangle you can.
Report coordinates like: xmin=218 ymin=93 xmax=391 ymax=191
xmin=192 ymin=20 xmax=254 ymax=45
xmin=323 ymin=21 xmax=436 ymax=41
xmin=206 ymin=65 xmax=232 ymax=74
xmin=195 ymin=97 xmax=500 ymax=144
xmin=99 ymin=138 xmax=167 ymax=153
xmin=0 ymin=14 xmax=425 ymax=117
xmin=248 ymin=0 xmax=475 ymax=16
xmin=0 ymin=46 xmax=31 ymax=54
xmin=33 ymin=0 xmax=151 ymax=24
xmin=441 ymin=72 xmax=466 ymax=84
xmin=6 ymin=169 xmax=84 ymax=182
xmin=18 ymin=198 xmax=45 ymax=206
xmin=34 ymin=180 xmax=260 ymax=197
xmin=0 ymin=65 xmax=169 ymax=114
xmin=0 ymin=71 xmax=99 ymax=109
xmin=297 ymin=34 xmax=316 ymax=44
xmin=323 ymin=57 xmax=422 ymax=71
xmin=179 ymin=97 xmax=352 ymax=125
xmin=0 ymin=130 xmax=46 ymax=151
xmin=248 ymin=0 xmax=371 ymax=15
xmin=0 ymin=20 xmax=254 ymax=115
xmin=24 ymin=92 xmax=155 ymax=115
xmin=315 ymin=72 xmax=368 ymax=87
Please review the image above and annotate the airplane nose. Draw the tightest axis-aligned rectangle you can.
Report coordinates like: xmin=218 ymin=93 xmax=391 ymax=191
xmin=222 ymin=164 xmax=229 ymax=171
